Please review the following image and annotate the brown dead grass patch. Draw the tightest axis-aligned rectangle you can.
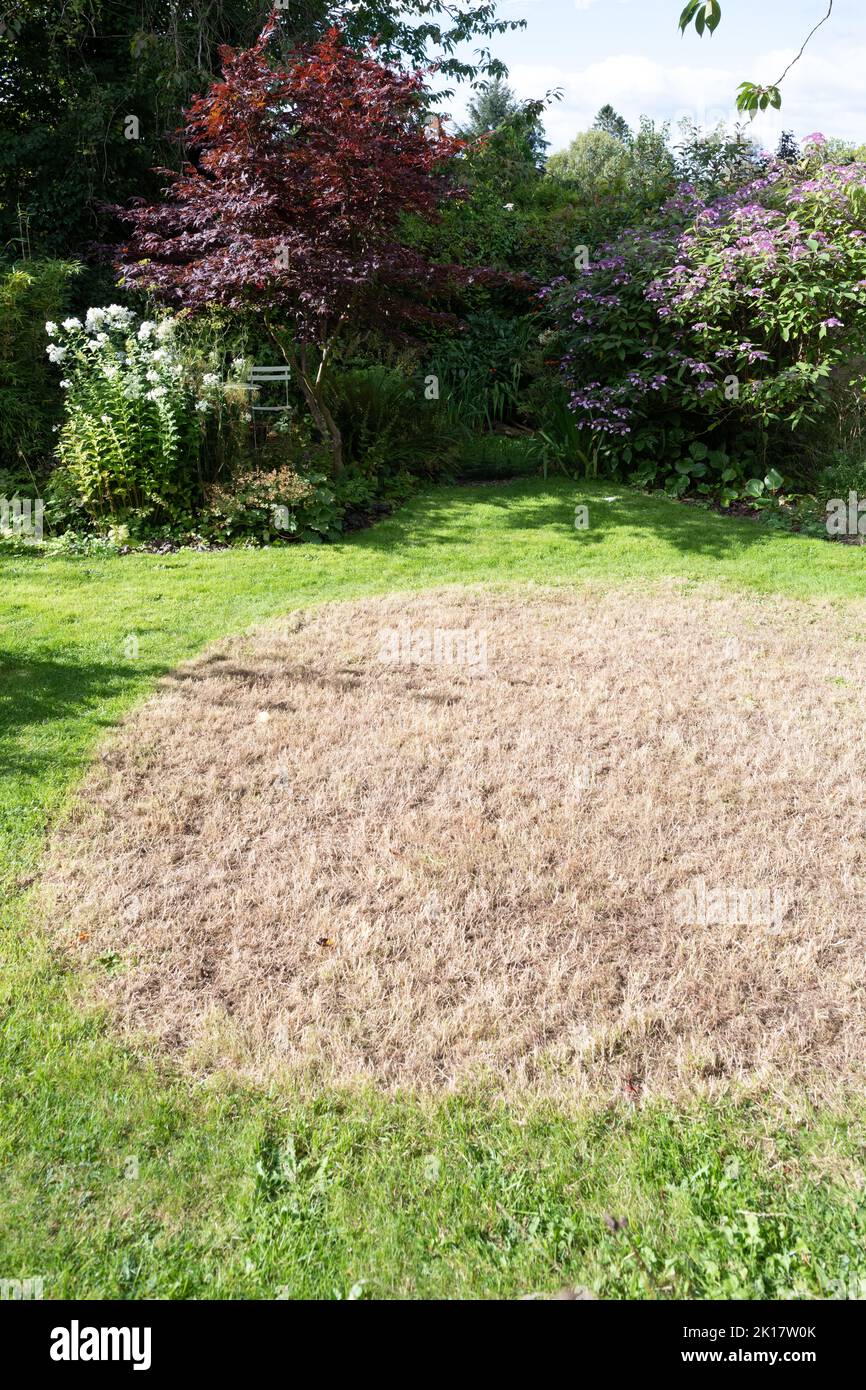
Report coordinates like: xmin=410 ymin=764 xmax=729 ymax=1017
xmin=44 ymin=584 xmax=866 ymax=1101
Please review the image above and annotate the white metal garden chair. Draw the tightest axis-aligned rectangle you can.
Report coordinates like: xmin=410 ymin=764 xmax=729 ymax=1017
xmin=245 ymin=364 xmax=292 ymax=416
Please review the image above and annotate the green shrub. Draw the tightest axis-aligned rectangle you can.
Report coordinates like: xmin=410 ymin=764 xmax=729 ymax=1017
xmin=415 ymin=183 xmax=573 ymax=286
xmin=449 ymin=433 xmax=541 ymax=482
xmin=546 ymin=120 xmax=675 ymax=245
xmin=824 ymin=454 xmax=866 ymax=497
xmin=200 ymin=447 xmax=415 ymax=545
xmin=324 ymin=363 xmax=461 ymax=478
xmin=426 ymin=312 xmax=537 ymax=431
xmin=202 ymin=463 xmax=336 ymax=543
xmin=517 ymin=375 xmax=602 ymax=479
xmin=817 ymin=446 xmax=866 ymax=507
xmin=404 ymin=128 xmax=583 ymax=289
xmin=0 ymin=259 xmax=79 ymax=471
xmin=324 ymin=364 xmax=415 ymax=465
xmin=674 ymin=119 xmax=766 ymax=200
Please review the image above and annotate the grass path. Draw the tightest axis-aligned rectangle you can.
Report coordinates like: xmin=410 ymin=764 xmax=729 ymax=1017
xmin=2 ymin=479 xmax=865 ymax=1299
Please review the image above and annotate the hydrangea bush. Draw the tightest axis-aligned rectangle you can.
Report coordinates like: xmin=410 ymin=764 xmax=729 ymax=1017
xmin=542 ymin=145 xmax=866 ymax=502
xmin=46 ymin=306 xmax=225 ymax=525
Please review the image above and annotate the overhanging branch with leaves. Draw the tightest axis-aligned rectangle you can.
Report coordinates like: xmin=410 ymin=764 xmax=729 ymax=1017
xmin=678 ymin=0 xmax=834 ymax=116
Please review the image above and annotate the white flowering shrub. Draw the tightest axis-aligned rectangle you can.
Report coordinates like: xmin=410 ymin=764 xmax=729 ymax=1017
xmin=48 ymin=306 xmax=224 ymax=525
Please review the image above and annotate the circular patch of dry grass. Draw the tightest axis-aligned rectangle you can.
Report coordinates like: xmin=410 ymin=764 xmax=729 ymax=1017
xmin=44 ymin=584 xmax=866 ymax=1101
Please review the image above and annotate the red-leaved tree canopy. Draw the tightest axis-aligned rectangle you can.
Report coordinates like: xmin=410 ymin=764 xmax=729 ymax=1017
xmin=117 ymin=18 xmax=475 ymax=472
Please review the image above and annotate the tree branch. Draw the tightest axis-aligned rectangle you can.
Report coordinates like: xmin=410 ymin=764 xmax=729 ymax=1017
xmin=680 ymin=1 xmax=835 ymax=111
xmin=773 ymin=1 xmax=833 ymax=89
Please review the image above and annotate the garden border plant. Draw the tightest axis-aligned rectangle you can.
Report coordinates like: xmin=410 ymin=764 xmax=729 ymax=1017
xmin=541 ymin=141 xmax=866 ymax=512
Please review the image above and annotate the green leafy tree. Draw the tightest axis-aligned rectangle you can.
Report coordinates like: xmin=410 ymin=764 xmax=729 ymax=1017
xmin=675 ymin=120 xmax=766 ymax=198
xmin=818 ymin=137 xmax=858 ymax=164
xmin=464 ymin=78 xmax=519 ymax=135
xmin=547 ymin=119 xmax=674 ymax=242
xmin=0 ymin=259 xmax=79 ymax=472
xmin=593 ymin=104 xmax=631 ymax=142
xmin=0 ymin=2 xmax=273 ymax=258
xmin=776 ymin=131 xmax=801 ymax=164
xmin=460 ymin=78 xmax=549 ymax=168
xmin=548 ymin=129 xmax=630 ymax=189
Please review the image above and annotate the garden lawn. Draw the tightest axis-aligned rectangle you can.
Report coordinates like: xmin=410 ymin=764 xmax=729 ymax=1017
xmin=2 ymin=478 xmax=866 ymax=1299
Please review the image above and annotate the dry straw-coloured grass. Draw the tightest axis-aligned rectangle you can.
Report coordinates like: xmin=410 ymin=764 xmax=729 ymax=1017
xmin=44 ymin=584 xmax=866 ymax=1102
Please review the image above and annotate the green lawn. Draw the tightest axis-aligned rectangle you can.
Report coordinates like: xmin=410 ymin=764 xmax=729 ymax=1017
xmin=2 ymin=479 xmax=865 ymax=1299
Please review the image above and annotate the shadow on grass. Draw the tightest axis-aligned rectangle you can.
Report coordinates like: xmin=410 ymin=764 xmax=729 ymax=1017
xmin=0 ymin=649 xmax=163 ymax=780
xmin=0 ymin=480 xmax=839 ymax=796
xmin=344 ymin=478 xmax=785 ymax=565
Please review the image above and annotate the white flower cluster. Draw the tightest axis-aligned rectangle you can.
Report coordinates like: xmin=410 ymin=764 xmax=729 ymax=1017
xmin=47 ymin=305 xmax=173 ymax=352
xmin=136 ymin=317 xmax=174 ymax=343
xmin=193 ymin=369 xmax=225 ymax=413
xmin=46 ymin=305 xmax=188 ymax=408
xmin=84 ymin=305 xmax=134 ymax=333
xmin=46 ymin=303 xmax=241 ymax=443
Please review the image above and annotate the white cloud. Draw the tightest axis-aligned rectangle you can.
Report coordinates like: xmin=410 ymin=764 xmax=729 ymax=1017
xmin=502 ymin=42 xmax=866 ymax=152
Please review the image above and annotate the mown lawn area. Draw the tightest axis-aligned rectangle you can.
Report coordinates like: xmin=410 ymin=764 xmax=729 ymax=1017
xmin=2 ymin=478 xmax=865 ymax=1299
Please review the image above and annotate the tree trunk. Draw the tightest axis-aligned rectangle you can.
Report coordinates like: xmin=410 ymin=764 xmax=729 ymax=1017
xmin=265 ymin=321 xmax=343 ymax=476
xmin=297 ymin=343 xmax=343 ymax=475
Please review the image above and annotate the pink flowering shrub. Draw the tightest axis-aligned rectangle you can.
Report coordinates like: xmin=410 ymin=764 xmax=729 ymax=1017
xmin=542 ymin=150 xmax=866 ymax=502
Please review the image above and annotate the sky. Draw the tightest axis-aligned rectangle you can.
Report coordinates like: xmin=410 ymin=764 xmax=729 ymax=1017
xmin=437 ymin=0 xmax=866 ymax=153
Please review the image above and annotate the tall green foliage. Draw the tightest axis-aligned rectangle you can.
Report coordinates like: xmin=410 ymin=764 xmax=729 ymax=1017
xmin=461 ymin=78 xmax=548 ymax=165
xmin=406 ymin=96 xmax=578 ymax=288
xmin=0 ymin=260 xmax=79 ymax=474
xmin=546 ymin=119 xmax=675 ymax=243
xmin=49 ymin=306 xmax=210 ymax=526
xmin=0 ymin=3 xmax=259 ymax=257
xmin=427 ymin=312 xmax=535 ymax=430
xmin=674 ymin=119 xmax=766 ymax=198
xmin=593 ymin=104 xmax=631 ymax=141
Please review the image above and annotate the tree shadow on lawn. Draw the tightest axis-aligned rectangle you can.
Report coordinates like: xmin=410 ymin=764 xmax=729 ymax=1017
xmin=0 ymin=649 xmax=164 ymax=782
xmin=356 ymin=478 xmax=793 ymax=566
